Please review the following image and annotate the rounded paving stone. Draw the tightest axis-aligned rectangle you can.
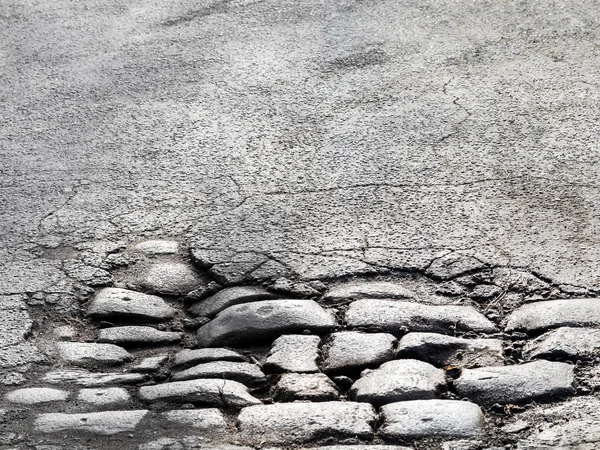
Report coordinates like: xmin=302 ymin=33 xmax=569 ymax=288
xmin=172 ymin=348 xmax=246 ymax=368
xmin=98 ymin=326 xmax=181 ymax=346
xmin=188 ymin=286 xmax=280 ymax=318
xmin=171 ymin=361 xmax=266 ymax=385
xmin=139 ymin=262 xmax=205 ymax=295
xmin=4 ymin=387 xmax=70 ymax=404
xmin=56 ymin=342 xmax=133 ymax=366
xmin=273 ymin=373 xmax=339 ymax=402
xmin=34 ymin=410 xmax=148 ymax=435
xmin=161 ymin=409 xmax=227 ymax=431
xmin=77 ymin=387 xmax=131 ymax=405
xmin=87 ymin=287 xmax=176 ymax=322
xmin=322 ymin=331 xmax=396 ymax=374
xmin=264 ymin=334 xmax=321 ymax=373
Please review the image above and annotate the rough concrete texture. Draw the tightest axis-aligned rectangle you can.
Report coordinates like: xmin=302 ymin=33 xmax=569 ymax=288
xmin=3 ymin=0 xmax=600 ymax=448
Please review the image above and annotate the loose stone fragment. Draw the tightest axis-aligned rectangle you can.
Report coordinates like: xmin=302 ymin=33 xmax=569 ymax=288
xmin=138 ymin=379 xmax=261 ymax=407
xmin=425 ymin=254 xmax=486 ymax=280
xmin=34 ymin=410 xmax=148 ymax=435
xmin=5 ymin=387 xmax=69 ymax=404
xmin=454 ymin=360 xmax=575 ymax=406
xmin=77 ymin=387 xmax=131 ymax=405
xmin=134 ymin=240 xmax=179 ymax=255
xmin=173 ymin=348 xmax=246 ymax=368
xmin=324 ymin=281 xmax=416 ymax=301
xmin=57 ymin=342 xmax=133 ymax=366
xmin=523 ymin=327 xmax=600 ymax=360
xmin=380 ymin=400 xmax=485 ymax=439
xmin=237 ymin=401 xmax=376 ymax=444
xmin=196 ymin=300 xmax=336 ymax=347
xmin=87 ymin=288 xmax=176 ymax=321
xmin=42 ymin=369 xmax=145 ymax=386
xmin=139 ymin=262 xmax=204 ymax=295
xmin=322 ymin=331 xmax=396 ymax=374
xmin=505 ymin=298 xmax=600 ymax=332
xmin=98 ymin=326 xmax=181 ymax=346
xmin=274 ymin=373 xmax=339 ymax=402
xmin=345 ymin=300 xmax=496 ymax=335
xmin=161 ymin=409 xmax=227 ymax=431
xmin=350 ymin=359 xmax=446 ymax=406
xmin=397 ymin=333 xmax=504 ymax=368
xmin=171 ymin=361 xmax=266 ymax=385
xmin=188 ymin=286 xmax=279 ymax=318
xmin=264 ymin=335 xmax=320 ymax=373
xmin=132 ymin=355 xmax=169 ymax=372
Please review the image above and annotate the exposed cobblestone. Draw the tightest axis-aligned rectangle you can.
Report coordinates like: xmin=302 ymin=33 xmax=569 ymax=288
xmin=5 ymin=388 xmax=70 ymax=404
xmin=505 ymin=298 xmax=600 ymax=332
xmin=171 ymin=361 xmax=266 ymax=385
xmin=188 ymin=286 xmax=279 ymax=318
xmin=87 ymin=288 xmax=176 ymax=321
xmin=76 ymin=387 xmax=131 ymax=405
xmin=98 ymin=326 xmax=181 ymax=346
xmin=264 ymin=334 xmax=321 ymax=373
xmin=57 ymin=342 xmax=133 ymax=366
xmin=322 ymin=331 xmax=396 ymax=374
xmin=273 ymin=373 xmax=339 ymax=402
xmin=34 ymin=410 xmax=148 ymax=435
xmin=172 ymin=348 xmax=246 ymax=368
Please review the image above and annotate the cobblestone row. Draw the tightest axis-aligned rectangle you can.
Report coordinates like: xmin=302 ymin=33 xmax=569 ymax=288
xmin=4 ymin=240 xmax=600 ymax=449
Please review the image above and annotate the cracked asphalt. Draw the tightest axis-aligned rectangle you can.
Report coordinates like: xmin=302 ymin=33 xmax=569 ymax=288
xmin=2 ymin=0 xmax=600 ymax=381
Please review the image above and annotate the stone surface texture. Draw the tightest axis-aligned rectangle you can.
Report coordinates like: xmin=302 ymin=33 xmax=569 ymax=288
xmin=322 ymin=331 xmax=396 ymax=373
xmin=454 ymin=360 xmax=575 ymax=406
xmin=172 ymin=348 xmax=246 ymax=368
xmin=237 ymin=401 xmax=376 ymax=444
xmin=134 ymin=240 xmax=179 ymax=255
xmin=34 ymin=410 xmax=148 ymax=435
xmin=87 ymin=287 xmax=176 ymax=321
xmin=523 ymin=327 xmax=600 ymax=360
xmin=57 ymin=342 xmax=133 ymax=366
xmin=77 ymin=387 xmax=131 ymax=405
xmin=188 ymin=286 xmax=279 ymax=318
xmin=264 ymin=334 xmax=321 ymax=373
xmin=42 ymin=369 xmax=145 ymax=386
xmin=505 ymin=299 xmax=600 ymax=332
xmin=196 ymin=300 xmax=335 ymax=347
xmin=98 ymin=326 xmax=181 ymax=346
xmin=139 ymin=262 xmax=204 ymax=295
xmin=350 ymin=359 xmax=446 ymax=406
xmin=397 ymin=333 xmax=505 ymax=367
xmin=161 ymin=409 xmax=227 ymax=431
xmin=324 ymin=281 xmax=416 ymax=301
xmin=171 ymin=361 xmax=266 ymax=385
xmin=345 ymin=300 xmax=497 ymax=334
xmin=380 ymin=400 xmax=485 ymax=439
xmin=5 ymin=388 xmax=70 ymax=404
xmin=274 ymin=373 xmax=339 ymax=402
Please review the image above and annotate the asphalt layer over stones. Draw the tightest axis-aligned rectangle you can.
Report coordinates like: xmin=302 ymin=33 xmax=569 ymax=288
xmin=2 ymin=0 xmax=600 ymax=449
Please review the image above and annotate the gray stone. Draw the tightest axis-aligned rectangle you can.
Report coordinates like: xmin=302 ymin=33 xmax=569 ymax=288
xmin=188 ymin=286 xmax=279 ymax=318
xmin=324 ymin=281 xmax=416 ymax=301
xmin=161 ymin=409 xmax=227 ymax=431
xmin=185 ymin=281 xmax=223 ymax=302
xmin=173 ymin=348 xmax=246 ymax=368
xmin=492 ymin=268 xmax=550 ymax=293
xmin=139 ymin=262 xmax=204 ymax=295
xmin=171 ymin=361 xmax=266 ymax=385
xmin=380 ymin=400 xmax=485 ymax=439
xmin=264 ymin=335 xmax=320 ymax=373
xmin=138 ymin=379 xmax=261 ymax=407
xmin=134 ymin=240 xmax=179 ymax=255
xmin=42 ymin=369 xmax=145 ymax=386
xmin=237 ymin=401 xmax=376 ymax=444
xmin=505 ymin=298 xmax=600 ymax=333
xmin=274 ymin=373 xmax=339 ymax=402
xmin=322 ymin=331 xmax=396 ymax=374
xmin=196 ymin=300 xmax=336 ymax=347
xmin=312 ymin=447 xmax=411 ymax=450
xmin=87 ymin=288 xmax=176 ymax=321
xmin=469 ymin=284 xmax=502 ymax=300
xmin=523 ymin=327 xmax=600 ymax=360
xmin=34 ymin=410 xmax=148 ymax=435
xmin=132 ymin=355 xmax=169 ymax=372
xmin=77 ymin=387 xmax=130 ymax=405
xmin=57 ymin=342 xmax=133 ymax=366
xmin=140 ymin=439 xmax=251 ymax=450
xmin=425 ymin=254 xmax=486 ymax=280
xmin=397 ymin=333 xmax=504 ymax=368
xmin=98 ymin=326 xmax=181 ymax=346
xmin=454 ymin=360 xmax=575 ymax=406
xmin=350 ymin=359 xmax=446 ymax=406
xmin=54 ymin=325 xmax=77 ymax=341
xmin=345 ymin=300 xmax=496 ymax=335
xmin=5 ymin=387 xmax=69 ymax=404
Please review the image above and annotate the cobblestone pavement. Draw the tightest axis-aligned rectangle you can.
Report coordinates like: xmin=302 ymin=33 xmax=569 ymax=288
xmin=2 ymin=241 xmax=600 ymax=449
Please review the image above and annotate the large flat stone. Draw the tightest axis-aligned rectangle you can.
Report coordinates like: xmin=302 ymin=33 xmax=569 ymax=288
xmin=324 ymin=281 xmax=416 ymax=301
xmin=188 ymin=286 xmax=279 ymax=318
xmin=264 ymin=335 xmax=320 ymax=373
xmin=77 ymin=387 xmax=131 ymax=405
xmin=87 ymin=288 xmax=176 ymax=321
xmin=237 ymin=401 xmax=376 ymax=444
xmin=505 ymin=298 xmax=600 ymax=333
xmin=274 ymin=373 xmax=339 ymax=402
xmin=5 ymin=387 xmax=69 ymax=404
xmin=57 ymin=342 xmax=133 ymax=366
xmin=380 ymin=400 xmax=485 ymax=439
xmin=322 ymin=331 xmax=396 ymax=374
xmin=196 ymin=300 xmax=336 ymax=347
xmin=161 ymin=409 xmax=227 ymax=431
xmin=523 ymin=327 xmax=600 ymax=360
xmin=42 ymin=369 xmax=145 ymax=386
xmin=173 ymin=348 xmax=246 ymax=368
xmin=138 ymin=379 xmax=261 ymax=407
xmin=350 ymin=359 xmax=446 ymax=406
xmin=138 ymin=262 xmax=205 ymax=295
xmin=35 ymin=410 xmax=147 ymax=435
xmin=454 ymin=360 xmax=575 ymax=406
xmin=345 ymin=300 xmax=497 ymax=335
xmin=397 ymin=333 xmax=505 ymax=368
xmin=132 ymin=355 xmax=169 ymax=372
xmin=171 ymin=361 xmax=266 ymax=385
xmin=98 ymin=326 xmax=181 ymax=346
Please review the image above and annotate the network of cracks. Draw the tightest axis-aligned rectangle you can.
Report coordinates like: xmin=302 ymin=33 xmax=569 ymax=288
xmin=3 ymin=240 xmax=600 ymax=450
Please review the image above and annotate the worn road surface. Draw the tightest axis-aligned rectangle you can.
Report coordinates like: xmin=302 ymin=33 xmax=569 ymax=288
xmin=2 ymin=0 xmax=600 ymax=448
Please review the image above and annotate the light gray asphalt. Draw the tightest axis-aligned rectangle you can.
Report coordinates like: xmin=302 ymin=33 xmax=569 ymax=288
xmin=2 ymin=0 xmax=600 ymax=368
